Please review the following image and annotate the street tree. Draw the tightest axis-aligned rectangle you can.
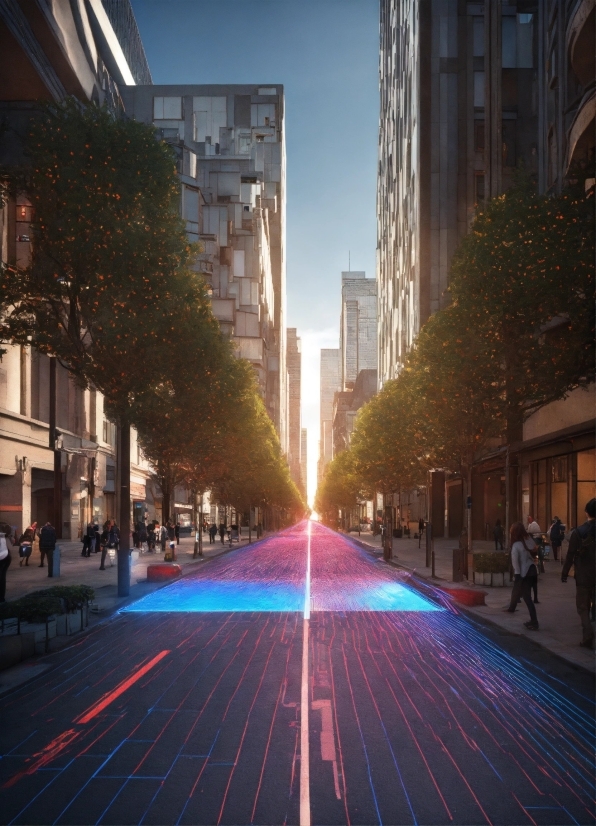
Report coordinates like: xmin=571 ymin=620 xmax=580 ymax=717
xmin=0 ymin=100 xmax=212 ymax=593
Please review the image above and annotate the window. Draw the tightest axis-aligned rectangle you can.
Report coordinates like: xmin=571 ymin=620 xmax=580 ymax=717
xmin=502 ymin=120 xmax=517 ymax=167
xmin=474 ymin=172 xmax=485 ymax=202
xmin=473 ymin=17 xmax=484 ymax=57
xmin=502 ymin=14 xmax=533 ymax=69
xmin=193 ymin=96 xmax=226 ymax=142
xmin=474 ymin=121 xmax=485 ymax=151
xmin=153 ymin=96 xmax=182 ymax=120
xmin=102 ymin=418 xmax=116 ymax=447
xmin=474 ymin=72 xmax=485 ymax=107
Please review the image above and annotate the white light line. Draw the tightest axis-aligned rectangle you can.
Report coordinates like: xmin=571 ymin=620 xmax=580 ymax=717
xmin=300 ymin=520 xmax=311 ymax=826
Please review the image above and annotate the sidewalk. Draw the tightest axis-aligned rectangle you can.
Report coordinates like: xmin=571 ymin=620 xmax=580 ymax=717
xmin=351 ymin=530 xmax=595 ymax=673
xmin=4 ymin=532 xmax=262 ymax=612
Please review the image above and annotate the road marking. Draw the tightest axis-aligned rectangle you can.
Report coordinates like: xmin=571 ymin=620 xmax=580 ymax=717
xmin=312 ymin=700 xmax=341 ymax=800
xmin=76 ymin=650 xmax=170 ymax=724
xmin=300 ymin=520 xmax=311 ymax=826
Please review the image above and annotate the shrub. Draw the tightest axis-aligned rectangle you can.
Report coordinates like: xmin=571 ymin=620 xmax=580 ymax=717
xmin=473 ymin=552 xmax=510 ymax=574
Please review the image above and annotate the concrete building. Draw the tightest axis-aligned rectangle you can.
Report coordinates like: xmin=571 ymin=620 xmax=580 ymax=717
xmin=0 ymin=0 xmax=155 ymax=538
xmin=120 ymin=84 xmax=288 ymax=453
xmin=377 ymin=0 xmax=595 ymax=538
xmin=378 ymin=1 xmax=540 ymax=384
xmin=318 ymin=348 xmax=341 ymax=484
xmin=287 ymin=328 xmax=302 ymax=491
xmin=332 ymin=369 xmax=378 ymax=456
xmin=300 ymin=428 xmax=307 ymax=499
xmin=340 ymin=272 xmax=377 ymax=390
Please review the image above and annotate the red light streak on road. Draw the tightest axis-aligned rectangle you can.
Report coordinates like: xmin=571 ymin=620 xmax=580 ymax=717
xmin=76 ymin=649 xmax=170 ymax=724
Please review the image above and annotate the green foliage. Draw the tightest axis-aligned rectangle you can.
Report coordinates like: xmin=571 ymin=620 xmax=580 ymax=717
xmin=473 ymin=553 xmax=510 ymax=574
xmin=314 ymin=449 xmax=363 ymax=524
xmin=0 ymin=586 xmax=94 ymax=622
xmin=36 ymin=585 xmax=95 ymax=612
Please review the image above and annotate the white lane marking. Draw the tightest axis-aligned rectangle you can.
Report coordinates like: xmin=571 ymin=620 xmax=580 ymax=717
xmin=312 ymin=699 xmax=341 ymax=800
xmin=300 ymin=521 xmax=311 ymax=826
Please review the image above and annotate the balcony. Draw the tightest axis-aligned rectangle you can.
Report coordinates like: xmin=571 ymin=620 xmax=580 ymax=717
xmin=566 ymin=85 xmax=596 ymax=169
xmin=567 ymin=0 xmax=595 ymax=87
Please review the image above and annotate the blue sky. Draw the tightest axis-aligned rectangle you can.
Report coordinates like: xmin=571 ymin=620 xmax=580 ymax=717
xmin=130 ymin=0 xmax=380 ymax=502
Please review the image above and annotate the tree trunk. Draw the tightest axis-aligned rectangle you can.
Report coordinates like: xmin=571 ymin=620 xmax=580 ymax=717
xmin=117 ymin=415 xmax=131 ymax=597
xmin=161 ymin=475 xmax=171 ymax=524
xmin=49 ymin=358 xmax=62 ymax=538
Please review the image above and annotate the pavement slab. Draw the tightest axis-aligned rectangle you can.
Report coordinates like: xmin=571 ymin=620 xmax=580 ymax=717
xmin=0 ymin=521 xmax=594 ymax=826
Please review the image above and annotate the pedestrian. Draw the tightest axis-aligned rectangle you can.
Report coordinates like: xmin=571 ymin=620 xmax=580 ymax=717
xmin=159 ymin=523 xmax=168 ymax=554
xmin=418 ymin=517 xmax=425 ymax=537
xmin=139 ymin=522 xmax=148 ymax=553
xmin=175 ymin=522 xmax=180 ymax=545
xmin=39 ymin=521 xmax=57 ymax=577
xmin=218 ymin=522 xmax=226 ymax=544
xmin=527 ymin=515 xmax=545 ymax=573
xmin=0 ymin=522 xmax=14 ymax=602
xmin=548 ymin=516 xmax=564 ymax=562
xmin=18 ymin=521 xmax=37 ymax=567
xmin=82 ymin=522 xmax=94 ymax=558
xmin=93 ymin=523 xmax=100 ymax=554
xmin=508 ymin=522 xmax=539 ymax=630
xmin=209 ymin=523 xmax=217 ymax=544
xmin=561 ymin=498 xmax=595 ymax=649
xmin=493 ymin=518 xmax=504 ymax=551
xmin=166 ymin=521 xmax=176 ymax=561
xmin=98 ymin=524 xmax=110 ymax=570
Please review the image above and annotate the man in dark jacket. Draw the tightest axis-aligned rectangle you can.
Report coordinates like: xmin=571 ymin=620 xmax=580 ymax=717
xmin=549 ymin=517 xmax=564 ymax=561
xmin=562 ymin=498 xmax=595 ymax=649
xmin=39 ymin=521 xmax=57 ymax=577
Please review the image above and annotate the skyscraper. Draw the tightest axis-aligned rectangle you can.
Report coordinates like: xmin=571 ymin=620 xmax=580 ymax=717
xmin=300 ymin=428 xmax=307 ymax=499
xmin=121 ymin=84 xmax=288 ymax=452
xmin=339 ymin=272 xmax=377 ymax=390
xmin=318 ymin=348 xmax=341 ymax=483
xmin=287 ymin=328 xmax=302 ymax=491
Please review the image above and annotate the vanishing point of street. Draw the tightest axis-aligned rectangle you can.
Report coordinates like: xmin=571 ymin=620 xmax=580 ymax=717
xmin=1 ymin=523 xmax=594 ymax=826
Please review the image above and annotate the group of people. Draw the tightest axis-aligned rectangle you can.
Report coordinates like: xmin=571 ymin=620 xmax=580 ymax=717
xmin=503 ymin=498 xmax=595 ymax=648
xmin=0 ymin=519 xmax=59 ymax=600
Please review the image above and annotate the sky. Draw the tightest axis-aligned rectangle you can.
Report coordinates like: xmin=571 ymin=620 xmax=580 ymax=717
xmin=131 ymin=0 xmax=380 ymax=505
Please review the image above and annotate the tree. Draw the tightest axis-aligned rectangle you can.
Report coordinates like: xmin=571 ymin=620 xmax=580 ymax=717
xmin=0 ymin=100 xmax=214 ymax=594
xmin=315 ymin=449 xmax=363 ymax=528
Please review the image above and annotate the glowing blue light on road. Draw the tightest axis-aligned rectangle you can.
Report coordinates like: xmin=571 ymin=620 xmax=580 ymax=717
xmin=123 ymin=579 xmax=305 ymax=612
xmin=312 ymin=580 xmax=441 ymax=612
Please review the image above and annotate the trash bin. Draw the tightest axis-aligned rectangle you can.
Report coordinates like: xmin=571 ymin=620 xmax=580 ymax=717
xmin=52 ymin=545 xmax=60 ymax=577
xmin=452 ymin=548 xmax=464 ymax=582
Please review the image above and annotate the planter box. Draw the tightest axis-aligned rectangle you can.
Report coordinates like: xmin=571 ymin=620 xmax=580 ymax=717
xmin=147 ymin=563 xmax=182 ymax=582
xmin=474 ymin=571 xmax=505 ymax=587
xmin=20 ymin=620 xmax=57 ymax=653
xmin=56 ymin=606 xmax=89 ymax=636
xmin=0 ymin=633 xmax=36 ymax=670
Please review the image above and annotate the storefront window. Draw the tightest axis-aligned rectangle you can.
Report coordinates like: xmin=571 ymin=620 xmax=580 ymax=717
xmin=550 ymin=455 xmax=568 ymax=527
xmin=576 ymin=449 xmax=595 ymax=525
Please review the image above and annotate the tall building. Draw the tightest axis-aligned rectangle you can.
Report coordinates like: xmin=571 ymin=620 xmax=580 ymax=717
xmin=300 ymin=428 xmax=307 ymax=499
xmin=287 ymin=329 xmax=302 ymax=490
xmin=318 ymin=349 xmax=341 ymax=483
xmin=377 ymin=0 xmax=595 ymax=537
xmin=0 ymin=0 xmax=155 ymax=538
xmin=121 ymin=84 xmax=288 ymax=452
xmin=378 ymin=1 xmax=540 ymax=385
xmin=339 ymin=272 xmax=377 ymax=390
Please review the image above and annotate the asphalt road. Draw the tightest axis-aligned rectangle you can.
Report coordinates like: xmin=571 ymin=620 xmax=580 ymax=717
xmin=1 ymin=521 xmax=594 ymax=826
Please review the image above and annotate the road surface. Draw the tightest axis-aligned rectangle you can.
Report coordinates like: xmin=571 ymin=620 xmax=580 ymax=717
xmin=1 ymin=521 xmax=594 ymax=825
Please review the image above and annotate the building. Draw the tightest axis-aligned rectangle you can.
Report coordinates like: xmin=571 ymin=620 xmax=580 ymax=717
xmin=287 ymin=328 xmax=302 ymax=491
xmin=318 ymin=348 xmax=341 ymax=484
xmin=377 ymin=0 xmax=595 ymax=538
xmin=378 ymin=1 xmax=540 ymax=385
xmin=300 ymin=428 xmax=307 ymax=499
xmin=0 ymin=0 xmax=156 ymax=539
xmin=332 ymin=369 xmax=377 ymax=456
xmin=120 ymin=84 xmax=288 ymax=453
xmin=339 ymin=272 xmax=377 ymax=390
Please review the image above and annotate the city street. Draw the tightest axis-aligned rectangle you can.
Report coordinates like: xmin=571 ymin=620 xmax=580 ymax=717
xmin=1 ymin=522 xmax=594 ymax=826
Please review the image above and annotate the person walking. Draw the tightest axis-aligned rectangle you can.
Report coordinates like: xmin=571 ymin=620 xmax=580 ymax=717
xmin=18 ymin=522 xmax=36 ymax=567
xmin=561 ymin=498 xmax=595 ymax=649
xmin=509 ymin=522 xmax=539 ymax=630
xmin=218 ymin=523 xmax=226 ymax=545
xmin=493 ymin=519 xmax=504 ymax=551
xmin=98 ymin=523 xmax=110 ymax=570
xmin=209 ymin=523 xmax=217 ymax=544
xmin=418 ymin=517 xmax=425 ymax=537
xmin=158 ymin=523 xmax=167 ymax=555
xmin=0 ymin=522 xmax=14 ymax=602
xmin=39 ymin=521 xmax=57 ymax=578
xmin=549 ymin=516 xmax=564 ymax=562
xmin=82 ymin=522 xmax=94 ymax=558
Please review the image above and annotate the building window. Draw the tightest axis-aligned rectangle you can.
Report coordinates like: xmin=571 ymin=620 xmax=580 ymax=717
xmin=474 ymin=172 xmax=485 ymax=202
xmin=153 ymin=96 xmax=182 ymax=120
xmin=473 ymin=17 xmax=484 ymax=57
xmin=502 ymin=120 xmax=517 ymax=167
xmin=502 ymin=14 xmax=534 ymax=69
xmin=474 ymin=121 xmax=485 ymax=151
xmin=474 ymin=72 xmax=485 ymax=107
xmin=102 ymin=417 xmax=116 ymax=447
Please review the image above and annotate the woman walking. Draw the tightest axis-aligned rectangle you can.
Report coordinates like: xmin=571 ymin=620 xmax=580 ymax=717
xmin=509 ymin=522 xmax=539 ymax=631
